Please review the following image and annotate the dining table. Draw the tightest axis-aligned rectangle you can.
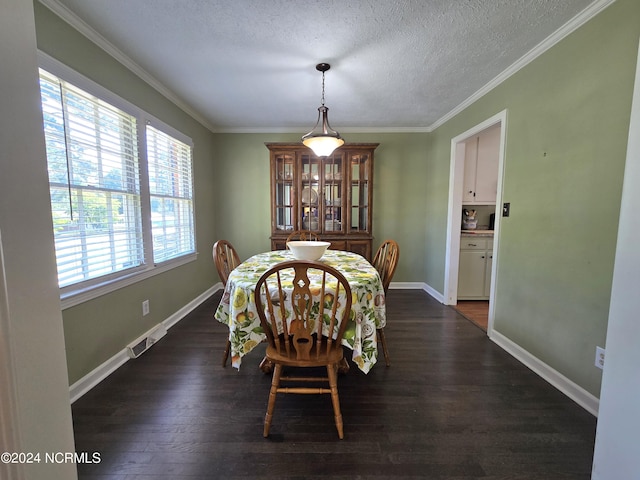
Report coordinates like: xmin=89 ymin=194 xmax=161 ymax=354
xmin=214 ymin=249 xmax=386 ymax=374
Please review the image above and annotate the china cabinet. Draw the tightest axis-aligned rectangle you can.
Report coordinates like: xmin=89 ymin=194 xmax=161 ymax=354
xmin=267 ymin=143 xmax=378 ymax=260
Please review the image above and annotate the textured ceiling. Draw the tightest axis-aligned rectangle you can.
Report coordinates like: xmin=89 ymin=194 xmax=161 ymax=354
xmin=44 ymin=0 xmax=597 ymax=132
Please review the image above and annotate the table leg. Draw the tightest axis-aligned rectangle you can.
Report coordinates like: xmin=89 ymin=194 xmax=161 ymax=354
xmin=259 ymin=356 xmax=273 ymax=374
xmin=338 ymin=357 xmax=350 ymax=374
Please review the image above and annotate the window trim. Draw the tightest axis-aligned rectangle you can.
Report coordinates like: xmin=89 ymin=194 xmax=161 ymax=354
xmin=60 ymin=254 xmax=195 ymax=309
xmin=38 ymin=52 xmax=198 ymax=310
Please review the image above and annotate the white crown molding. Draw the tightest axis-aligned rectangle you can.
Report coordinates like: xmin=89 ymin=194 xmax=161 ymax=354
xmin=39 ymin=0 xmax=615 ymax=136
xmin=340 ymin=126 xmax=431 ymax=134
xmin=38 ymin=0 xmax=429 ymax=137
xmin=214 ymin=126 xmax=431 ymax=134
xmin=429 ymin=0 xmax=618 ymax=131
xmin=38 ymin=0 xmax=218 ymax=133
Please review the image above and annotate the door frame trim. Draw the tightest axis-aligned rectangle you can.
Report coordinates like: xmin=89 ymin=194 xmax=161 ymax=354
xmin=0 ymin=229 xmax=23 ymax=480
xmin=443 ymin=110 xmax=507 ymax=334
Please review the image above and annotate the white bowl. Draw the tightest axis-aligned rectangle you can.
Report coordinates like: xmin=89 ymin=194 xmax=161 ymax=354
xmin=286 ymin=241 xmax=331 ymax=261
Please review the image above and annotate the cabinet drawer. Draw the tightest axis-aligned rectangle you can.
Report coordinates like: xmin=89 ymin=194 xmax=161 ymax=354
xmin=460 ymin=237 xmax=488 ymax=250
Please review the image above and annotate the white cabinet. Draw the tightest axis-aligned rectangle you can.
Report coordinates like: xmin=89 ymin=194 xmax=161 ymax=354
xmin=458 ymin=236 xmax=493 ymax=300
xmin=463 ymin=124 xmax=500 ymax=204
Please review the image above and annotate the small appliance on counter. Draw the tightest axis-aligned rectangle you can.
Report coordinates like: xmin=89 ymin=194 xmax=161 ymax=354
xmin=462 ymin=209 xmax=477 ymax=230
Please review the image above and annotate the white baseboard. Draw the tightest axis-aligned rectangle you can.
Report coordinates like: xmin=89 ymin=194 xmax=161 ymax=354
xmin=68 ymin=350 xmax=129 ymax=404
xmin=422 ymin=283 xmax=445 ymax=303
xmin=388 ymin=282 xmax=446 ymax=303
xmin=413 ymin=284 xmax=599 ymax=416
xmin=162 ymin=284 xmax=221 ymax=330
xmin=490 ymin=330 xmax=599 ymax=416
xmin=70 ymin=282 xmax=599 ymax=419
xmin=69 ymin=284 xmax=222 ymax=403
xmin=389 ymin=281 xmax=424 ymax=290
xmin=390 ymin=283 xmax=599 ymax=416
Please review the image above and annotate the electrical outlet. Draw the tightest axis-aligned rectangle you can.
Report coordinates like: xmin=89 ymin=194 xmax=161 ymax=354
xmin=142 ymin=300 xmax=150 ymax=316
xmin=595 ymin=346 xmax=605 ymax=369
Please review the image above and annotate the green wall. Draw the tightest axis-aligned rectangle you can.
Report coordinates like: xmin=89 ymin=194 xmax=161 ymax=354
xmin=427 ymin=0 xmax=639 ymax=396
xmin=34 ymin=0 xmax=432 ymax=384
xmin=35 ymin=3 xmax=218 ymax=384
xmin=211 ymin=132 xmax=430 ymax=281
xmin=34 ymin=0 xmax=640 ymax=401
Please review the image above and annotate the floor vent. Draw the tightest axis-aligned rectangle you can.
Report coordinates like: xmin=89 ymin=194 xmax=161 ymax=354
xmin=127 ymin=324 xmax=167 ymax=359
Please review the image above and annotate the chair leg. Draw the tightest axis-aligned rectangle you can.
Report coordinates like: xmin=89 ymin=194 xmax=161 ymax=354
xmin=327 ymin=363 xmax=344 ymax=439
xmin=221 ymin=339 xmax=231 ymax=367
xmin=377 ymin=327 xmax=390 ymax=367
xmin=264 ymin=363 xmax=282 ymax=438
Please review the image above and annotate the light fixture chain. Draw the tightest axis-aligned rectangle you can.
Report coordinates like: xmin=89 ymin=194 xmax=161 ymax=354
xmin=302 ymin=62 xmax=344 ymax=157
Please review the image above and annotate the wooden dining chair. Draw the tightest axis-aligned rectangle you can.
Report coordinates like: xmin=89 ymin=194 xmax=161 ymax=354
xmin=254 ymin=260 xmax=353 ymax=439
xmin=371 ymin=239 xmax=400 ymax=367
xmin=285 ymin=230 xmax=319 ymax=243
xmin=212 ymin=239 xmax=241 ymax=367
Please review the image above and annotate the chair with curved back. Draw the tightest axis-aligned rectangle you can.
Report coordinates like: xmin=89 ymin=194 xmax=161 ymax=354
xmin=285 ymin=230 xmax=320 ymax=243
xmin=254 ymin=260 xmax=352 ymax=439
xmin=213 ymin=239 xmax=241 ymax=367
xmin=371 ymin=239 xmax=400 ymax=367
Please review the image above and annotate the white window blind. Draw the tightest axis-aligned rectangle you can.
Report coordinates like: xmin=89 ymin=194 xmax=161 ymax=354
xmin=146 ymin=125 xmax=195 ymax=263
xmin=38 ymin=61 xmax=197 ymax=302
xmin=39 ymin=69 xmax=144 ymax=289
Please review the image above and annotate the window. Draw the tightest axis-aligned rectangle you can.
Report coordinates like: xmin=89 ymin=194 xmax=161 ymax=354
xmin=38 ymin=61 xmax=196 ymax=303
xmin=146 ymin=125 xmax=195 ymax=263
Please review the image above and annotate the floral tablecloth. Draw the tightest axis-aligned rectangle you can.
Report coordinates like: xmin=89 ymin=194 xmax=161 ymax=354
xmin=214 ymin=249 xmax=386 ymax=373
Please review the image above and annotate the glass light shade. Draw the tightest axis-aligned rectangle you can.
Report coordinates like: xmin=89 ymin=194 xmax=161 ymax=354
xmin=302 ymin=136 xmax=345 ymax=157
xmin=302 ymin=105 xmax=344 ymax=157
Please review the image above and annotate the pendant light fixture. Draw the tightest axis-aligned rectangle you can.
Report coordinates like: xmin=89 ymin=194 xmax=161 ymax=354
xmin=302 ymin=63 xmax=345 ymax=157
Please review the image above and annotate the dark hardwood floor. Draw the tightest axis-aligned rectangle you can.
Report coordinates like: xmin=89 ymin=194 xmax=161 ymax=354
xmin=72 ymin=290 xmax=596 ymax=479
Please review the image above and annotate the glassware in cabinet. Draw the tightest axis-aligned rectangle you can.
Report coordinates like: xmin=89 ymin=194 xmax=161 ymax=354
xmin=267 ymin=143 xmax=378 ymax=260
xmin=300 ymin=153 xmax=320 ymax=231
xmin=273 ymin=152 xmax=295 ymax=232
xmin=350 ymin=152 xmax=371 ymax=232
xmin=322 ymin=155 xmax=344 ymax=233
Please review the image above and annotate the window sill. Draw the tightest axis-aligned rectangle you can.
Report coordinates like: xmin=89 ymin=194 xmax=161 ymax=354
xmin=60 ymin=253 xmax=198 ymax=310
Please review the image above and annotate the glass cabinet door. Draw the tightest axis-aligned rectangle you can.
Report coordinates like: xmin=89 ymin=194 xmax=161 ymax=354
xmin=273 ymin=153 xmax=295 ymax=232
xmin=300 ymin=153 xmax=320 ymax=232
xmin=268 ymin=142 xmax=377 ymax=257
xmin=321 ymin=155 xmax=344 ymax=233
xmin=350 ymin=152 xmax=371 ymax=233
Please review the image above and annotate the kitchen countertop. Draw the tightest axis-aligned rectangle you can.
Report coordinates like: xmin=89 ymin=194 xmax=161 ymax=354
xmin=461 ymin=230 xmax=494 ymax=237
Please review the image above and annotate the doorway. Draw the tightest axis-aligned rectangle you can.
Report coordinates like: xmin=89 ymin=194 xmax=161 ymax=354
xmin=454 ymin=301 xmax=489 ymax=331
xmin=443 ymin=110 xmax=507 ymax=334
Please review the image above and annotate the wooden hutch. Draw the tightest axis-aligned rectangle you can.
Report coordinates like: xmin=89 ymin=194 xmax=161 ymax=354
xmin=267 ymin=143 xmax=378 ymax=260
